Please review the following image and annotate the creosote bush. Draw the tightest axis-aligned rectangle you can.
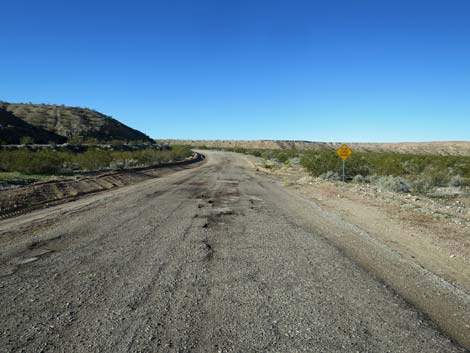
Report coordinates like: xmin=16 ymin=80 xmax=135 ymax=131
xmin=299 ymin=150 xmax=470 ymax=191
xmin=375 ymin=176 xmax=411 ymax=193
xmin=0 ymin=145 xmax=192 ymax=175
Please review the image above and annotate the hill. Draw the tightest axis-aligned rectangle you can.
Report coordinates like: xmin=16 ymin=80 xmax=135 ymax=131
xmin=158 ymin=139 xmax=470 ymax=156
xmin=0 ymin=107 xmax=67 ymax=144
xmin=0 ymin=102 xmax=153 ymax=144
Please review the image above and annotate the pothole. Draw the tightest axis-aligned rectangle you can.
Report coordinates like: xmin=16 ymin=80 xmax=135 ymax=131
xmin=200 ymin=241 xmax=214 ymax=261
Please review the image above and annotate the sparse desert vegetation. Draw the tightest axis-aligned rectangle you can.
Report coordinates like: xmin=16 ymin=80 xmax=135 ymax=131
xmin=0 ymin=144 xmax=192 ymax=179
xmin=0 ymin=144 xmax=202 ymax=217
xmin=194 ymin=146 xmax=470 ymax=194
xmin=300 ymin=150 xmax=470 ymax=193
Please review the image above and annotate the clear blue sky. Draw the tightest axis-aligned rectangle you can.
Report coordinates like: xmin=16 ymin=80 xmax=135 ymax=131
xmin=1 ymin=0 xmax=469 ymax=142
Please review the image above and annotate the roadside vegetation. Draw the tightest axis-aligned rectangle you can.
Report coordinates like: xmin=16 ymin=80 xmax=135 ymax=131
xmin=194 ymin=146 xmax=470 ymax=194
xmin=0 ymin=145 xmax=192 ymax=176
xmin=300 ymin=150 xmax=470 ymax=193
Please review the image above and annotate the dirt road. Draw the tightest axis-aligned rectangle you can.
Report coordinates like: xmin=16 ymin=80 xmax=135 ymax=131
xmin=0 ymin=151 xmax=468 ymax=352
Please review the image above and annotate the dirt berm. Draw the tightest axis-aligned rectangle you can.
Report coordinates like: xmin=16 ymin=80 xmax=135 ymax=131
xmin=0 ymin=153 xmax=205 ymax=219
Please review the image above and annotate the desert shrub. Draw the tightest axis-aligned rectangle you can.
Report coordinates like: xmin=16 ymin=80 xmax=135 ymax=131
xmin=289 ymin=157 xmax=301 ymax=166
xmin=0 ymin=150 xmax=69 ymax=174
xmin=411 ymin=176 xmax=434 ymax=194
xmin=75 ymin=150 xmax=114 ymax=171
xmin=109 ymin=158 xmax=140 ymax=169
xmin=28 ymin=152 xmax=68 ymax=174
xmin=278 ymin=149 xmax=300 ymax=160
xmin=375 ymin=176 xmax=411 ymax=193
xmin=261 ymin=150 xmax=273 ymax=160
xmin=276 ymin=152 xmax=289 ymax=164
xmin=449 ymin=175 xmax=462 ymax=187
xmin=0 ymin=145 xmax=193 ymax=175
xmin=300 ymin=151 xmax=342 ymax=177
xmin=320 ymin=171 xmax=341 ymax=181
xmin=166 ymin=144 xmax=193 ymax=160
xmin=299 ymin=150 xmax=470 ymax=191
xmin=224 ymin=148 xmax=301 ymax=162
xmin=421 ymin=165 xmax=450 ymax=187
xmin=353 ymin=174 xmax=365 ymax=183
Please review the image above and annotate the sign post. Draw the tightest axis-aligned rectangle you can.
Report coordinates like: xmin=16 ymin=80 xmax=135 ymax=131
xmin=336 ymin=144 xmax=353 ymax=182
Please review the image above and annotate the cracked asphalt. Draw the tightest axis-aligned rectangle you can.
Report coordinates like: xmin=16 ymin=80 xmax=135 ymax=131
xmin=0 ymin=151 xmax=466 ymax=352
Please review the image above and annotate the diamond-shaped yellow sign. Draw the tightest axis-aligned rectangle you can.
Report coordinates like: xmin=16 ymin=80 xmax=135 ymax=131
xmin=337 ymin=144 xmax=353 ymax=161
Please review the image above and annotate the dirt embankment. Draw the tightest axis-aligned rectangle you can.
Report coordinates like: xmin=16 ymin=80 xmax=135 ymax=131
xmin=0 ymin=153 xmax=205 ymax=219
xmin=160 ymin=139 xmax=470 ymax=156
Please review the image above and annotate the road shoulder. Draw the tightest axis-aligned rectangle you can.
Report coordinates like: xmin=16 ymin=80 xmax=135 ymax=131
xmin=244 ymin=154 xmax=470 ymax=350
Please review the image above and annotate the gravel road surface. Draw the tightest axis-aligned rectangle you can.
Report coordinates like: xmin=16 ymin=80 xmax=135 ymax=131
xmin=0 ymin=151 xmax=466 ymax=352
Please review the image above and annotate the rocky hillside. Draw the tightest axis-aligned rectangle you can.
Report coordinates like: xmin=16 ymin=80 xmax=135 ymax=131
xmin=0 ymin=108 xmax=67 ymax=144
xmin=159 ymin=139 xmax=470 ymax=156
xmin=0 ymin=102 xmax=153 ymax=144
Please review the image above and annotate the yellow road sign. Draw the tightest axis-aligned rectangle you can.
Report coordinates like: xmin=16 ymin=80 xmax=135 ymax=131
xmin=337 ymin=144 xmax=353 ymax=161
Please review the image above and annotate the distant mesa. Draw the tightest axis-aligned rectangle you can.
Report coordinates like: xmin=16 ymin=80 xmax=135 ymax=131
xmin=158 ymin=139 xmax=470 ymax=156
xmin=0 ymin=101 xmax=153 ymax=145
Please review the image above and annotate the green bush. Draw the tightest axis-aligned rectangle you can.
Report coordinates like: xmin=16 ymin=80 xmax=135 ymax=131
xmin=0 ymin=145 xmax=193 ymax=175
xmin=276 ymin=152 xmax=289 ymax=164
xmin=376 ymin=176 xmax=411 ymax=193
xmin=300 ymin=151 xmax=342 ymax=177
xmin=300 ymin=150 xmax=470 ymax=187
xmin=411 ymin=176 xmax=434 ymax=194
